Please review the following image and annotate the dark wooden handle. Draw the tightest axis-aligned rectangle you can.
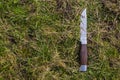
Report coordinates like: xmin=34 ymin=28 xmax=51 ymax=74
xmin=80 ymin=44 xmax=87 ymax=65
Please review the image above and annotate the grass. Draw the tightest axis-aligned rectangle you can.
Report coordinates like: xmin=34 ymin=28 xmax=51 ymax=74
xmin=0 ymin=0 xmax=120 ymax=80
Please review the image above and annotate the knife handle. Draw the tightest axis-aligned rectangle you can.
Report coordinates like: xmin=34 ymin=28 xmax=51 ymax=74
xmin=80 ymin=44 xmax=87 ymax=65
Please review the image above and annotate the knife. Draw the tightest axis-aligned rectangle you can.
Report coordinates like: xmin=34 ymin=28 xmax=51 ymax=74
xmin=79 ymin=8 xmax=88 ymax=72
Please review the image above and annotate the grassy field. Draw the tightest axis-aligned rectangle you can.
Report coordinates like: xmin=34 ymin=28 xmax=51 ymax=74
xmin=0 ymin=0 xmax=120 ymax=80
